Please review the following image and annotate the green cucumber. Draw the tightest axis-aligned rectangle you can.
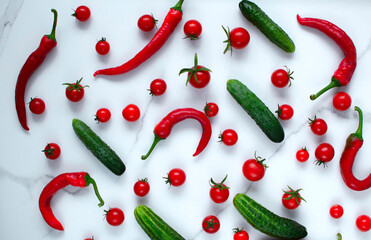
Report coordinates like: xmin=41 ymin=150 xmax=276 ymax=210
xmin=239 ymin=0 xmax=295 ymax=53
xmin=233 ymin=193 xmax=307 ymax=239
xmin=134 ymin=205 xmax=185 ymax=240
xmin=227 ymin=79 xmax=284 ymax=143
xmin=72 ymin=118 xmax=125 ymax=176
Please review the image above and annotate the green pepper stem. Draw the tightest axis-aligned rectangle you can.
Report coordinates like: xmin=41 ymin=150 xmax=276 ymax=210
xmin=309 ymin=77 xmax=341 ymax=100
xmin=337 ymin=233 xmax=342 ymax=240
xmin=46 ymin=9 xmax=58 ymax=42
xmin=172 ymin=0 xmax=184 ymax=13
xmin=354 ymin=106 xmax=363 ymax=140
xmin=141 ymin=134 xmax=163 ymax=160
xmin=85 ymin=173 xmax=104 ymax=207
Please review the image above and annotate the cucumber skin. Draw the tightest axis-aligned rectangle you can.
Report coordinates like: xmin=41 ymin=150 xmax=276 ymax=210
xmin=134 ymin=205 xmax=185 ymax=240
xmin=233 ymin=193 xmax=308 ymax=240
xmin=72 ymin=118 xmax=125 ymax=176
xmin=239 ymin=0 xmax=295 ymax=53
xmin=227 ymin=79 xmax=284 ymax=143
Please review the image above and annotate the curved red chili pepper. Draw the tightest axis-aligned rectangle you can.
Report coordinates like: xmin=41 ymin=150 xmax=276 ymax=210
xmin=340 ymin=107 xmax=371 ymax=191
xmin=15 ymin=9 xmax=58 ymax=131
xmin=297 ymin=15 xmax=357 ymax=100
xmin=93 ymin=0 xmax=184 ymax=77
xmin=141 ymin=108 xmax=212 ymax=160
xmin=39 ymin=172 xmax=104 ymax=231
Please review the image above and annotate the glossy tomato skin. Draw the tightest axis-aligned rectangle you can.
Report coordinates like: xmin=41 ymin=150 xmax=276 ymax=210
xmin=134 ymin=179 xmax=150 ymax=197
xmin=204 ymin=102 xmax=219 ymax=117
xmin=138 ymin=14 xmax=156 ymax=32
xmin=183 ymin=19 xmax=202 ymax=39
xmin=106 ymin=208 xmax=125 ymax=226
xmin=233 ymin=229 xmax=249 ymax=240
xmin=65 ymin=84 xmax=85 ymax=102
xmin=209 ymin=176 xmax=230 ymax=204
xmin=296 ymin=148 xmax=309 ymax=162
xmin=242 ymin=158 xmax=266 ymax=181
xmin=329 ymin=204 xmax=344 ymax=219
xmin=43 ymin=143 xmax=61 ymax=160
xmin=29 ymin=97 xmax=45 ymax=114
xmin=122 ymin=104 xmax=140 ymax=122
xmin=356 ymin=215 xmax=371 ymax=232
xmin=271 ymin=69 xmax=289 ymax=88
xmin=165 ymin=168 xmax=186 ymax=187
xmin=282 ymin=190 xmax=301 ymax=210
xmin=202 ymin=215 xmax=220 ymax=234
xmin=95 ymin=108 xmax=111 ymax=123
xmin=309 ymin=117 xmax=327 ymax=135
xmin=277 ymin=104 xmax=294 ymax=120
xmin=188 ymin=65 xmax=210 ymax=88
xmin=219 ymin=129 xmax=238 ymax=146
xmin=315 ymin=143 xmax=335 ymax=163
xmin=333 ymin=92 xmax=351 ymax=111
xmin=149 ymin=79 xmax=167 ymax=96
xmin=95 ymin=38 xmax=110 ymax=55
xmin=73 ymin=6 xmax=91 ymax=21
xmin=230 ymin=27 xmax=250 ymax=49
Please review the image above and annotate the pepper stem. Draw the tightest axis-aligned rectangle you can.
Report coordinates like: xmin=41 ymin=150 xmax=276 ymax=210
xmin=141 ymin=134 xmax=164 ymax=160
xmin=46 ymin=9 xmax=58 ymax=42
xmin=337 ymin=233 xmax=342 ymax=240
xmin=353 ymin=106 xmax=363 ymax=140
xmin=309 ymin=77 xmax=341 ymax=100
xmin=172 ymin=0 xmax=184 ymax=13
xmin=85 ymin=173 xmax=105 ymax=207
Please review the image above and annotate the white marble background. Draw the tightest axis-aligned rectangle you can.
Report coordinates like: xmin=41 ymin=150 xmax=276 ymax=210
xmin=0 ymin=0 xmax=371 ymax=239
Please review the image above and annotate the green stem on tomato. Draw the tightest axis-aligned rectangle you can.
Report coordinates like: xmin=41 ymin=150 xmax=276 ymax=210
xmin=141 ymin=134 xmax=164 ymax=160
xmin=310 ymin=77 xmax=342 ymax=100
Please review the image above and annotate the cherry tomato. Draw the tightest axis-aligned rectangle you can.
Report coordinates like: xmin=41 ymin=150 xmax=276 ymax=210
xmin=164 ymin=168 xmax=186 ymax=187
xmin=95 ymin=108 xmax=111 ymax=123
xmin=219 ymin=129 xmax=238 ymax=146
xmin=222 ymin=26 xmax=250 ymax=55
xmin=271 ymin=66 xmax=294 ymax=88
xmin=296 ymin=147 xmax=309 ymax=162
xmin=204 ymin=102 xmax=219 ymax=117
xmin=202 ymin=215 xmax=220 ymax=234
xmin=122 ymin=104 xmax=140 ymax=122
xmin=356 ymin=215 xmax=371 ymax=232
xmin=84 ymin=237 xmax=94 ymax=240
xmin=149 ymin=79 xmax=167 ymax=96
xmin=315 ymin=143 xmax=335 ymax=166
xmin=242 ymin=153 xmax=267 ymax=182
xmin=95 ymin=38 xmax=110 ymax=55
xmin=333 ymin=92 xmax=352 ymax=111
xmin=105 ymin=207 xmax=125 ymax=226
xmin=276 ymin=104 xmax=294 ymax=120
xmin=134 ymin=178 xmax=150 ymax=197
xmin=42 ymin=143 xmax=61 ymax=160
xmin=233 ymin=228 xmax=249 ymax=240
xmin=209 ymin=175 xmax=230 ymax=204
xmin=72 ymin=6 xmax=91 ymax=22
xmin=179 ymin=54 xmax=211 ymax=89
xmin=29 ymin=97 xmax=45 ymax=114
xmin=137 ymin=14 xmax=157 ymax=32
xmin=329 ymin=204 xmax=344 ymax=219
xmin=63 ymin=78 xmax=88 ymax=102
xmin=308 ymin=116 xmax=327 ymax=135
xmin=282 ymin=186 xmax=305 ymax=210
xmin=183 ymin=19 xmax=202 ymax=40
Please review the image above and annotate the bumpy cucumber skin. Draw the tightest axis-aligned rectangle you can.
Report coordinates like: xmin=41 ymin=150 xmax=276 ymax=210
xmin=233 ymin=193 xmax=308 ymax=240
xmin=72 ymin=118 xmax=125 ymax=176
xmin=239 ymin=0 xmax=295 ymax=53
xmin=134 ymin=205 xmax=185 ymax=240
xmin=227 ymin=79 xmax=284 ymax=143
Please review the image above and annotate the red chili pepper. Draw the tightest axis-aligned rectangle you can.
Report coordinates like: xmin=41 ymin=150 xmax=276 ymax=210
xmin=340 ymin=107 xmax=371 ymax=191
xmin=297 ymin=15 xmax=357 ymax=101
xmin=39 ymin=172 xmax=104 ymax=231
xmin=141 ymin=108 xmax=212 ymax=160
xmin=15 ymin=9 xmax=58 ymax=131
xmin=93 ymin=0 xmax=184 ymax=77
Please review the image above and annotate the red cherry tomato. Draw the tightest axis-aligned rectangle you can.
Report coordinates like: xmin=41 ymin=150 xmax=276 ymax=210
xmin=271 ymin=66 xmax=294 ymax=88
xmin=219 ymin=129 xmax=238 ymax=146
xmin=42 ymin=143 xmax=61 ymax=160
xmin=223 ymin=26 xmax=250 ymax=55
xmin=233 ymin=228 xmax=249 ymax=240
xmin=134 ymin=178 xmax=150 ymax=197
xmin=315 ymin=143 xmax=335 ymax=166
xmin=276 ymin=104 xmax=294 ymax=120
xmin=73 ymin=6 xmax=91 ymax=22
xmin=95 ymin=38 xmax=110 ymax=55
xmin=105 ymin=207 xmax=125 ymax=226
xmin=209 ymin=175 xmax=230 ymax=204
xmin=296 ymin=147 xmax=309 ymax=162
xmin=329 ymin=204 xmax=344 ymax=219
xmin=29 ymin=97 xmax=45 ymax=114
xmin=149 ymin=79 xmax=167 ymax=96
xmin=242 ymin=153 xmax=267 ymax=182
xmin=84 ymin=237 xmax=93 ymax=240
xmin=356 ymin=215 xmax=371 ymax=232
xmin=183 ymin=19 xmax=202 ymax=40
xmin=63 ymin=78 xmax=88 ymax=102
xmin=187 ymin=65 xmax=210 ymax=88
xmin=308 ymin=117 xmax=327 ymax=135
xmin=333 ymin=92 xmax=352 ymax=111
xmin=137 ymin=14 xmax=157 ymax=32
xmin=122 ymin=104 xmax=140 ymax=122
xmin=164 ymin=168 xmax=186 ymax=187
xmin=202 ymin=215 xmax=220 ymax=234
xmin=95 ymin=108 xmax=111 ymax=123
xmin=282 ymin=186 xmax=305 ymax=210
xmin=204 ymin=102 xmax=219 ymax=117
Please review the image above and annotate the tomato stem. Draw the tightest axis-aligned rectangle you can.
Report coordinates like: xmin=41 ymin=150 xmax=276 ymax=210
xmin=222 ymin=25 xmax=232 ymax=56
xmin=84 ymin=173 xmax=105 ymax=207
xmin=141 ymin=134 xmax=164 ymax=160
xmin=310 ymin=77 xmax=342 ymax=100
